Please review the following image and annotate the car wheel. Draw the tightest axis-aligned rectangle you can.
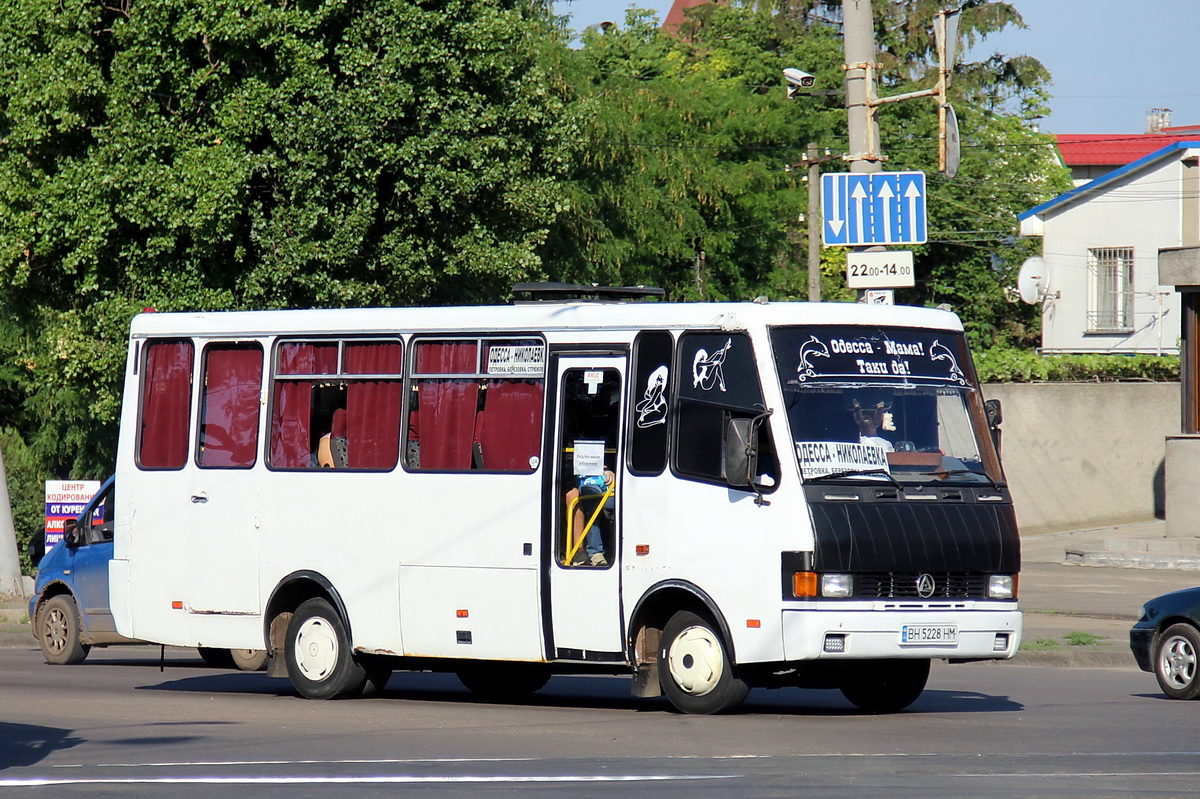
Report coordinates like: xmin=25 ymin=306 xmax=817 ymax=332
xmin=658 ymin=610 xmax=749 ymax=715
xmin=230 ymin=649 xmax=268 ymax=672
xmin=1155 ymin=623 xmax=1200 ymax=700
xmin=456 ymin=663 xmax=551 ymax=700
xmin=840 ymin=659 xmax=930 ymax=713
xmin=284 ymin=598 xmax=367 ymax=699
xmin=197 ymin=647 xmax=236 ymax=669
xmin=38 ymin=595 xmax=90 ymax=665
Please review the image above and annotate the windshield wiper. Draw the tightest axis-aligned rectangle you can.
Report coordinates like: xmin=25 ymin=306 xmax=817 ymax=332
xmin=806 ymin=468 xmax=901 ymax=489
xmin=936 ymin=468 xmax=1003 ymax=490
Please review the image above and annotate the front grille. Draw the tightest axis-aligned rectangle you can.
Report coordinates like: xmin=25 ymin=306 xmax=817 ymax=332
xmin=856 ymin=572 xmax=988 ymax=599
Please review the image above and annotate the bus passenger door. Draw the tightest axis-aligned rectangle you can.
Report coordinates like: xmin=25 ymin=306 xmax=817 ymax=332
xmin=548 ymin=356 xmax=626 ymax=660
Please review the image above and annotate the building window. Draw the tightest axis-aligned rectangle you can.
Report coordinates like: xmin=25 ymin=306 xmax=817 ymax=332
xmin=1087 ymin=247 xmax=1134 ymax=333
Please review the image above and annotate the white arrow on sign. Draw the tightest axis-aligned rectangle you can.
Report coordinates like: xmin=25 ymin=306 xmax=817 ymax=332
xmin=877 ymin=180 xmax=895 ymax=244
xmin=850 ymin=180 xmax=868 ymax=244
xmin=826 ymin=175 xmax=844 ymax=238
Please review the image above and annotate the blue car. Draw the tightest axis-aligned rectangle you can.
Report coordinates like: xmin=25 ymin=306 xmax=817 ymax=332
xmin=27 ymin=477 xmax=265 ymax=670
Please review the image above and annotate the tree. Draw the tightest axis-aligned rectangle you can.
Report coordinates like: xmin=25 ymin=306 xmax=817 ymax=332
xmin=543 ymin=1 xmax=1070 ymax=345
xmin=0 ymin=0 xmax=571 ymax=482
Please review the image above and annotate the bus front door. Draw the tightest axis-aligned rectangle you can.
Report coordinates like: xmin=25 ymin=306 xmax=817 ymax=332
xmin=548 ymin=356 xmax=625 ymax=660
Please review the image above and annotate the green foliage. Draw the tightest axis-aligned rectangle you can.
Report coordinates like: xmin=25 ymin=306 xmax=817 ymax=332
xmin=0 ymin=0 xmax=569 ymax=477
xmin=975 ymin=348 xmax=1180 ymax=383
xmin=1065 ymin=631 xmax=1106 ymax=647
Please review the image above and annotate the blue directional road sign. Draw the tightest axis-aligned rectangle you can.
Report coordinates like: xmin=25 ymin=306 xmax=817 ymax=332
xmin=821 ymin=171 xmax=927 ymax=246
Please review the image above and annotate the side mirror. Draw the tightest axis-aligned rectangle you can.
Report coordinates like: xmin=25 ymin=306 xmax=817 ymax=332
xmin=724 ymin=417 xmax=757 ymax=488
xmin=985 ymin=398 xmax=1002 ymax=427
xmin=63 ymin=517 xmax=82 ymax=548
xmin=984 ymin=398 xmax=1003 ymax=460
xmin=27 ymin=530 xmax=46 ymax=568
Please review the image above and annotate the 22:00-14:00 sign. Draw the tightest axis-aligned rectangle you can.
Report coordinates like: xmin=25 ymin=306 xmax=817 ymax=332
xmin=845 ymin=251 xmax=916 ymax=289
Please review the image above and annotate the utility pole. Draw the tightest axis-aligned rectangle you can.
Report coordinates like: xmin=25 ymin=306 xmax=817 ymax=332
xmin=807 ymin=143 xmax=822 ymax=301
xmin=0 ymin=447 xmax=24 ymax=599
xmin=843 ymin=0 xmax=881 ymax=177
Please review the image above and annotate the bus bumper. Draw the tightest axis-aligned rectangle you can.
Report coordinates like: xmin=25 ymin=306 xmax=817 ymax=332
xmin=781 ymin=606 xmax=1022 ymax=661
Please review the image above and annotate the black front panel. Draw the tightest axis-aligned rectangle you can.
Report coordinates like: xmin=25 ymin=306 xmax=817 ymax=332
xmin=808 ymin=490 xmax=1020 ymax=574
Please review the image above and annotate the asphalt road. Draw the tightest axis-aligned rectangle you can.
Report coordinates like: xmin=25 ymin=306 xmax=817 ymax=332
xmin=2 ymin=646 xmax=1198 ymax=798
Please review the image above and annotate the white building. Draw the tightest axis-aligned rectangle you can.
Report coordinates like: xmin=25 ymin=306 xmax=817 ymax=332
xmin=1018 ymin=141 xmax=1200 ymax=355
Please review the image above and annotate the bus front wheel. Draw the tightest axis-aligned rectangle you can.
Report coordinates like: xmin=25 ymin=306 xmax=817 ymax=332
xmin=839 ymin=659 xmax=930 ymax=713
xmin=658 ymin=610 xmax=749 ymax=715
xmin=284 ymin=598 xmax=367 ymax=699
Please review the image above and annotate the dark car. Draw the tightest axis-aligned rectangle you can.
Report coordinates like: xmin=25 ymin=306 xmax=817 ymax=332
xmin=1130 ymin=586 xmax=1200 ymax=699
xmin=28 ymin=476 xmax=266 ymax=670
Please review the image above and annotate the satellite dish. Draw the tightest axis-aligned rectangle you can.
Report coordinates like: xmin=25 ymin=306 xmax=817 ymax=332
xmin=1017 ymin=257 xmax=1052 ymax=304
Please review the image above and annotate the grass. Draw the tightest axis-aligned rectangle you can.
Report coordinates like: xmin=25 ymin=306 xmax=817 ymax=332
xmin=1020 ymin=637 xmax=1062 ymax=651
xmin=1019 ymin=631 xmax=1110 ymax=651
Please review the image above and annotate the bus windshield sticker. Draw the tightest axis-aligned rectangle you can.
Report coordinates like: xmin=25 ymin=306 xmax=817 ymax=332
xmin=796 ymin=441 xmax=891 ymax=479
xmin=691 ymin=338 xmax=731 ymax=392
xmin=782 ymin=329 xmax=969 ymax=386
xmin=635 ymin=365 xmax=669 ymax=428
xmin=486 ymin=345 xmax=545 ymax=377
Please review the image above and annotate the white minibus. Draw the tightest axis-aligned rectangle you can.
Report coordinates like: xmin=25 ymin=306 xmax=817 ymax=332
xmin=110 ymin=285 xmax=1020 ymax=714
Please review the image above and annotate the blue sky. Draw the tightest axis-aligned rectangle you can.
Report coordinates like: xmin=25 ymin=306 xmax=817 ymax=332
xmin=551 ymin=1 xmax=1200 ymax=134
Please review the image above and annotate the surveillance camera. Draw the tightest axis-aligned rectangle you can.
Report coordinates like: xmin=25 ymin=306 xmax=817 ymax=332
xmin=783 ymin=68 xmax=816 ymax=89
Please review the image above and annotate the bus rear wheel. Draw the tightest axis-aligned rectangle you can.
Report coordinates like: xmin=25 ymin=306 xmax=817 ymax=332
xmin=839 ymin=659 xmax=930 ymax=713
xmin=285 ymin=598 xmax=367 ymax=699
xmin=658 ymin=610 xmax=749 ymax=715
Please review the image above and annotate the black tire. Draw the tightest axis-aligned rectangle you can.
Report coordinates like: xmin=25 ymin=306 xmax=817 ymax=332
xmin=456 ymin=662 xmax=551 ymax=700
xmin=1155 ymin=623 xmax=1200 ymax=700
xmin=231 ymin=649 xmax=269 ymax=672
xmin=197 ymin=647 xmax=236 ymax=669
xmin=38 ymin=595 xmax=90 ymax=665
xmin=658 ymin=610 xmax=749 ymax=715
xmin=840 ymin=659 xmax=930 ymax=713
xmin=359 ymin=655 xmax=393 ymax=697
xmin=284 ymin=598 xmax=367 ymax=699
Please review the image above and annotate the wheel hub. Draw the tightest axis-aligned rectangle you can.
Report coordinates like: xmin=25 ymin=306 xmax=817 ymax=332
xmin=293 ymin=617 xmax=337 ymax=682
xmin=1162 ymin=635 xmax=1197 ymax=688
xmin=667 ymin=626 xmax=723 ymax=696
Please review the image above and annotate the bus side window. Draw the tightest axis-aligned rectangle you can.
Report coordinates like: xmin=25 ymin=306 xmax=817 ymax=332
xmin=672 ymin=332 xmax=778 ymax=491
xmin=268 ymin=339 xmax=402 ymax=470
xmin=198 ymin=343 xmax=263 ymax=469
xmin=406 ymin=337 xmax=544 ymax=473
xmin=629 ymin=331 xmax=673 ymax=476
xmin=138 ymin=339 xmax=194 ymax=470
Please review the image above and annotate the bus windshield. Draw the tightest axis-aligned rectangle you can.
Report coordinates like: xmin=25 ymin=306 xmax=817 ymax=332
xmin=770 ymin=325 xmax=1002 ymax=485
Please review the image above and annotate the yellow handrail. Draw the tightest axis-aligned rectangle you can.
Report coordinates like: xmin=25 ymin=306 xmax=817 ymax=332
xmin=565 ymin=484 xmax=616 ymax=566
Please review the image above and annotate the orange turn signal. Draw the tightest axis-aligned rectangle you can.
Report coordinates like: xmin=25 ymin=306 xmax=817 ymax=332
xmin=635 ymin=545 xmax=650 ymax=556
xmin=456 ymin=609 xmax=469 ymax=618
xmin=792 ymin=571 xmax=818 ymax=598
xmin=171 ymin=600 xmax=183 ymax=610
xmin=746 ymin=619 xmax=761 ymax=629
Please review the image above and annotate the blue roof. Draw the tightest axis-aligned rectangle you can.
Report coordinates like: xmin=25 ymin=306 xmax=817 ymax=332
xmin=1019 ymin=140 xmax=1200 ymax=222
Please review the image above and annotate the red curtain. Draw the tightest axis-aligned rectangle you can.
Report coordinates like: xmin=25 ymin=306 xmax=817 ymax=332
xmin=269 ymin=343 xmax=337 ymax=468
xmin=474 ymin=380 xmax=544 ymax=471
xmin=344 ymin=342 xmax=402 ymax=469
xmin=140 ymin=340 xmax=194 ymax=469
xmin=200 ymin=346 xmax=263 ymax=468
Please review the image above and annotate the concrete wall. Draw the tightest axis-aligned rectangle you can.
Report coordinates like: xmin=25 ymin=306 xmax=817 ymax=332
xmin=984 ymin=382 xmax=1178 ymax=535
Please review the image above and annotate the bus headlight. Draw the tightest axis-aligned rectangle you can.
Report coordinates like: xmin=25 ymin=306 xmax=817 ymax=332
xmin=821 ymin=574 xmax=853 ymax=598
xmin=988 ymin=574 xmax=1016 ymax=599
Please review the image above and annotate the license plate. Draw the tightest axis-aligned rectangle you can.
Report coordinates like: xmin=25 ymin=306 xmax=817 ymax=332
xmin=900 ymin=624 xmax=958 ymax=646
